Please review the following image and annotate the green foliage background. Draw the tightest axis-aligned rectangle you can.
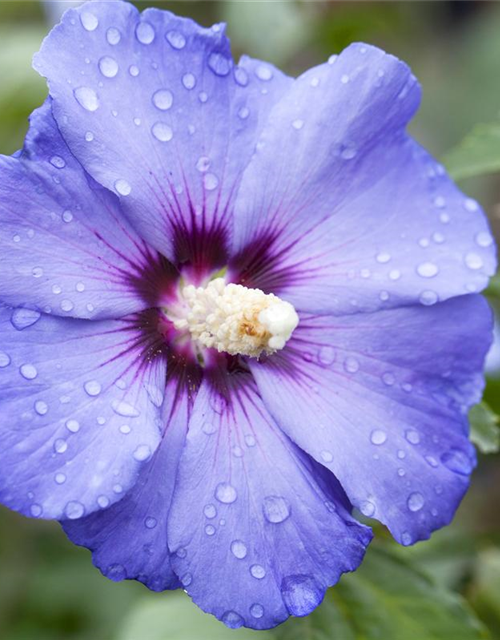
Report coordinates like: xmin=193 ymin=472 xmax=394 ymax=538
xmin=1 ymin=1 xmax=500 ymax=639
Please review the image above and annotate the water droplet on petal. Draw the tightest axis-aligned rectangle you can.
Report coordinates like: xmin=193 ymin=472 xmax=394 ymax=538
xmin=84 ymin=380 xmax=101 ymax=396
xmin=234 ymin=67 xmax=248 ymax=86
xmin=135 ymin=21 xmax=155 ymax=44
xmin=263 ymin=495 xmax=290 ymax=523
xmin=475 ymin=231 xmax=493 ymax=248
xmin=204 ymin=504 xmax=217 ymax=519
xmin=11 ymin=308 xmax=41 ymax=330
xmin=417 ymin=262 xmax=439 ymax=278
xmin=343 ymin=356 xmax=359 ymax=373
xmin=0 ymin=352 xmax=10 ymax=368
xmin=106 ymin=27 xmax=121 ymax=45
xmin=318 ymin=345 xmax=335 ymax=365
xmin=34 ymin=400 xmax=48 ymax=415
xmin=105 ymin=563 xmax=126 ymax=581
xmin=292 ymin=119 xmax=304 ymax=130
xmin=80 ymin=12 xmax=98 ymax=31
xmin=215 ymin=482 xmax=237 ymax=504
xmin=182 ymin=72 xmax=196 ymax=89
xmin=405 ymin=429 xmax=420 ymax=445
xmin=61 ymin=299 xmax=74 ymax=312
xmin=440 ymin=448 xmax=472 ymax=475
xmin=166 ymin=30 xmax=186 ymax=49
xmin=54 ymin=438 xmax=68 ymax=454
xmin=250 ymin=564 xmax=266 ymax=579
xmin=112 ymin=400 xmax=140 ymax=418
xmin=74 ymin=87 xmax=100 ymax=112
xmin=145 ymin=516 xmax=157 ymax=529
xmin=320 ymin=450 xmax=333 ymax=463
xmin=230 ymin=539 xmax=247 ymax=559
xmin=255 ymin=64 xmax=273 ymax=81
xmin=465 ymin=252 xmax=483 ymax=270
xmin=152 ymin=89 xmax=173 ymax=110
xmin=208 ymin=52 xmax=231 ymax=76
xmin=133 ymin=445 xmax=151 ymax=462
xmin=129 ymin=65 xmax=139 ymax=77
xmin=370 ymin=430 xmax=387 ymax=445
xmin=151 ymin=122 xmax=173 ymax=142
xmin=55 ymin=473 xmax=66 ymax=485
xmin=20 ymin=364 xmax=38 ymax=380
xmin=250 ymin=603 xmax=264 ymax=619
xmin=407 ymin=492 xmax=424 ymax=512
xmin=359 ymin=500 xmax=375 ymax=516
xmin=203 ymin=173 xmax=218 ymax=191
xmin=376 ymin=252 xmax=391 ymax=264
xmin=464 ymin=198 xmax=479 ymax=212
xmin=114 ymin=179 xmax=131 ymax=196
xmin=221 ymin=611 xmax=244 ymax=629
xmin=30 ymin=504 xmax=43 ymax=517
xmin=50 ymin=155 xmax=66 ymax=169
xmin=401 ymin=531 xmax=412 ymax=545
xmin=85 ymin=131 xmax=94 ymax=142
xmin=281 ymin=575 xmax=322 ymax=617
xmin=98 ymin=56 xmax=119 ymax=78
xmin=65 ymin=419 xmax=80 ymax=433
xmin=97 ymin=495 xmax=110 ymax=508
xmin=181 ymin=572 xmax=192 ymax=587
xmin=419 ymin=290 xmax=438 ymax=306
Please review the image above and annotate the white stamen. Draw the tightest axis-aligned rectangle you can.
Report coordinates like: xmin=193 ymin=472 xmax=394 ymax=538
xmin=174 ymin=278 xmax=299 ymax=357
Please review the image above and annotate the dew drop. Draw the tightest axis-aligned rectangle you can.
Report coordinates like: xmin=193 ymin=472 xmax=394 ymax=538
xmin=152 ymin=89 xmax=173 ymax=110
xmin=343 ymin=356 xmax=359 ymax=374
xmin=359 ymin=500 xmax=375 ymax=516
xmin=215 ymin=482 xmax=237 ymax=504
xmin=244 ymin=434 xmax=256 ymax=447
xmin=281 ymin=575 xmax=322 ymax=617
xmin=85 ymin=131 xmax=94 ymax=142
xmin=389 ymin=269 xmax=401 ymax=281
xmin=255 ymin=64 xmax=273 ymax=81
xmin=65 ymin=419 xmax=80 ymax=433
xmin=74 ymin=87 xmax=99 ymax=112
xmin=114 ymin=179 xmax=131 ymax=196
xmin=401 ymin=531 xmax=412 ymax=545
xmin=181 ymin=572 xmax=192 ymax=587
xmin=119 ymin=425 xmax=131 ymax=435
xmin=320 ymin=450 xmax=333 ymax=463
xmin=129 ymin=65 xmax=139 ymax=77
xmin=62 ymin=209 xmax=73 ymax=223
xmin=133 ymin=445 xmax=152 ymax=462
xmin=440 ymin=448 xmax=472 ymax=475
xmin=221 ymin=611 xmax=244 ymax=629
xmin=34 ymin=400 xmax=48 ymax=416
xmin=84 ymin=380 xmax=101 ymax=396
xmin=11 ymin=308 xmax=41 ymax=330
xmin=166 ymin=30 xmax=186 ymax=49
xmin=135 ymin=21 xmax=155 ymax=45
xmin=145 ymin=516 xmax=157 ymax=529
xmin=98 ymin=56 xmax=119 ymax=79
xmin=417 ymin=262 xmax=439 ymax=278
xmin=20 ymin=364 xmax=38 ymax=380
xmin=292 ymin=119 xmax=304 ymax=130
xmin=263 ymin=495 xmax=290 ymax=523
xmin=250 ymin=564 xmax=266 ymax=579
xmin=205 ymin=524 xmax=216 ymax=536
xmin=60 ymin=299 xmax=74 ymax=312
xmin=407 ymin=492 xmax=424 ymax=512
xmin=250 ymin=603 xmax=264 ymax=619
xmin=112 ymin=400 xmax=140 ymax=417
xmin=30 ymin=504 xmax=43 ymax=517
xmin=405 ymin=429 xmax=420 ymax=445
xmin=234 ymin=67 xmax=248 ymax=86
xmin=54 ymin=438 xmax=68 ymax=454
xmin=318 ymin=345 xmax=335 ymax=365
xmin=203 ymin=173 xmax=219 ymax=191
xmin=376 ymin=252 xmax=391 ymax=263
xmin=382 ymin=372 xmax=395 ymax=386
xmin=32 ymin=267 xmax=43 ymax=278
xmin=238 ymin=106 xmax=250 ymax=120
xmin=55 ymin=473 xmax=66 ymax=485
xmin=151 ymin=122 xmax=173 ymax=142
xmin=475 ymin=231 xmax=493 ymax=248
xmin=204 ymin=503 xmax=217 ymax=519
xmin=180 ymin=71 xmax=196 ymax=89
xmin=196 ymin=156 xmax=210 ymax=172
xmin=230 ymin=539 xmax=248 ymax=559
xmin=465 ymin=252 xmax=483 ymax=270
xmin=202 ymin=421 xmax=217 ymax=435
xmin=80 ymin=12 xmax=98 ymax=31
xmin=419 ymin=290 xmax=438 ymax=306
xmin=105 ymin=563 xmax=126 ymax=581
xmin=370 ymin=429 xmax=387 ymax=445
xmin=464 ymin=198 xmax=479 ymax=212
xmin=207 ymin=52 xmax=231 ymax=76
xmin=50 ymin=155 xmax=66 ymax=169
xmin=0 ymin=352 xmax=10 ymax=368
xmin=106 ymin=27 xmax=121 ymax=45
xmin=97 ymin=495 xmax=110 ymax=508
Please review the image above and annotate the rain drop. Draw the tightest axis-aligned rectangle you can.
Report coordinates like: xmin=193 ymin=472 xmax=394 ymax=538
xmin=98 ymin=56 xmax=119 ymax=78
xmin=84 ymin=380 xmax=101 ymax=396
xmin=215 ymin=482 xmax=237 ymax=504
xmin=407 ymin=492 xmax=424 ymax=512
xmin=417 ymin=262 xmax=439 ymax=278
xmin=370 ymin=429 xmax=387 ymax=445
xmin=263 ymin=495 xmax=290 ymax=523
xmin=20 ymin=364 xmax=38 ymax=380
xmin=74 ymin=87 xmax=99 ymax=112
xmin=80 ymin=12 xmax=98 ymax=31
xmin=106 ymin=27 xmax=121 ymax=45
xmin=208 ymin=52 xmax=231 ymax=76
xmin=135 ymin=21 xmax=155 ymax=45
xmin=182 ymin=73 xmax=196 ymax=89
xmin=152 ymin=89 xmax=173 ymax=110
xmin=133 ymin=445 xmax=152 ymax=462
xmin=230 ymin=540 xmax=247 ymax=559
xmin=34 ymin=400 xmax=48 ymax=416
xmin=250 ymin=564 xmax=266 ymax=579
xmin=151 ymin=122 xmax=173 ymax=142
xmin=11 ymin=308 xmax=41 ymax=330
xmin=115 ymin=179 xmax=131 ymax=196
xmin=166 ymin=30 xmax=186 ymax=49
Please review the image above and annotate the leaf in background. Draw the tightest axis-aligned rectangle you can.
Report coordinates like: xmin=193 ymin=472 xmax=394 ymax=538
xmin=469 ymin=548 xmax=500 ymax=640
xmin=469 ymin=402 xmax=500 ymax=454
xmin=117 ymin=592 xmax=274 ymax=640
xmin=443 ymin=121 xmax=500 ymax=181
xmin=276 ymin=546 xmax=488 ymax=640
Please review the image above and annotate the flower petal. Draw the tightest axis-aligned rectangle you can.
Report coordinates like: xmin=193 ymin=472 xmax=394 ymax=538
xmin=167 ymin=372 xmax=371 ymax=629
xmin=0 ymin=100 xmax=163 ymax=320
xmin=249 ymin=295 xmax=492 ymax=545
xmin=231 ymin=45 xmax=496 ymax=313
xmin=63 ymin=375 xmax=188 ymax=591
xmin=34 ymin=2 xmax=292 ymax=263
xmin=0 ymin=307 xmax=166 ymax=520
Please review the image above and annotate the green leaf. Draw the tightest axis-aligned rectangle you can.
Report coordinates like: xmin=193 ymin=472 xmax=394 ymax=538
xmin=117 ymin=592 xmax=273 ymax=640
xmin=469 ymin=548 xmax=500 ymax=639
xmin=275 ymin=547 xmax=488 ymax=640
xmin=443 ymin=121 xmax=500 ymax=181
xmin=469 ymin=402 xmax=500 ymax=454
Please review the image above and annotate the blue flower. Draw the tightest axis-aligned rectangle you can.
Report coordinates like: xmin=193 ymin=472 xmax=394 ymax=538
xmin=0 ymin=0 xmax=496 ymax=630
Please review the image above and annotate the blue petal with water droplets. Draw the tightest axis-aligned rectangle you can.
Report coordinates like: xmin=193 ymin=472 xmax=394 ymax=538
xmin=0 ymin=100 xmax=161 ymax=320
xmin=250 ymin=294 xmax=492 ymax=546
xmin=34 ymin=2 xmax=292 ymax=264
xmin=167 ymin=372 xmax=371 ymax=630
xmin=0 ymin=306 xmax=165 ymax=520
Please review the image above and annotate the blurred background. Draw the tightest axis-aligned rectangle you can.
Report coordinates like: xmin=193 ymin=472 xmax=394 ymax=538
xmin=1 ymin=1 xmax=500 ymax=639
